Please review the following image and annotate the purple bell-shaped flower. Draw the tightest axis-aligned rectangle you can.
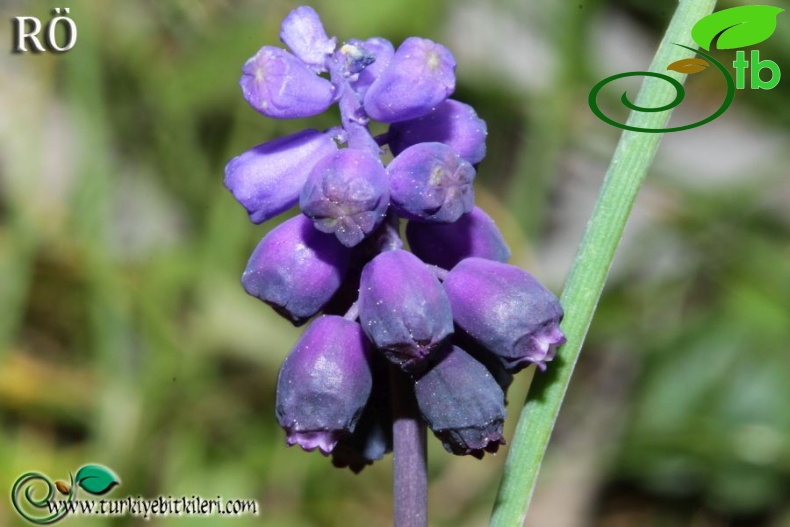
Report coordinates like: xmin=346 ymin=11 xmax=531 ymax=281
xmin=363 ymin=37 xmax=456 ymax=123
xmin=240 ymin=46 xmax=335 ymax=119
xmin=444 ymin=257 xmax=566 ymax=372
xmin=414 ymin=345 xmax=506 ymax=458
xmin=331 ymin=355 xmax=392 ymax=472
xmin=276 ymin=315 xmax=373 ymax=454
xmin=279 ymin=6 xmax=336 ymax=73
xmin=224 ymin=129 xmax=337 ymax=224
xmin=358 ymin=249 xmax=453 ymax=371
xmin=387 ymin=142 xmax=475 ymax=223
xmin=388 ymin=99 xmax=487 ymax=165
xmin=300 ymin=148 xmax=390 ymax=247
xmin=242 ymin=215 xmax=350 ymax=325
xmin=406 ymin=206 xmax=510 ymax=270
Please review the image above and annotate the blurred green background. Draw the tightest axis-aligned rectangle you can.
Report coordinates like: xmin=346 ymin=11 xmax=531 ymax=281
xmin=1 ymin=0 xmax=788 ymax=526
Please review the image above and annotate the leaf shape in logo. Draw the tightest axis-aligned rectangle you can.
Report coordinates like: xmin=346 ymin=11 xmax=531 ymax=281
xmin=667 ymin=57 xmax=710 ymax=74
xmin=74 ymin=465 xmax=120 ymax=495
xmin=691 ymin=5 xmax=784 ymax=51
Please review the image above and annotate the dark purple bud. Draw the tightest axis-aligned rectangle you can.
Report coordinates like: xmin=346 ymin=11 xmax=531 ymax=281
xmin=331 ymin=356 xmax=392 ymax=472
xmin=358 ymin=250 xmax=453 ymax=371
xmin=406 ymin=206 xmax=510 ymax=269
xmin=453 ymin=327 xmax=514 ymax=404
xmin=330 ymin=406 xmax=392 ymax=472
xmin=344 ymin=38 xmax=394 ymax=99
xmin=224 ymin=129 xmax=337 ymax=224
xmin=300 ymin=148 xmax=389 ymax=247
xmin=279 ymin=6 xmax=336 ymax=73
xmin=363 ymin=37 xmax=456 ymax=123
xmin=388 ymin=99 xmax=487 ymax=165
xmin=387 ymin=142 xmax=475 ymax=223
xmin=242 ymin=215 xmax=350 ymax=325
xmin=240 ymin=46 xmax=335 ymax=118
xmin=444 ymin=258 xmax=565 ymax=372
xmin=276 ymin=315 xmax=373 ymax=454
xmin=414 ymin=345 xmax=506 ymax=458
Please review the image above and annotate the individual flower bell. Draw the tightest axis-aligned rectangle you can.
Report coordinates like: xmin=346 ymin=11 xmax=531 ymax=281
xmin=387 ymin=142 xmax=475 ymax=223
xmin=276 ymin=315 xmax=373 ymax=454
xmin=406 ymin=206 xmax=510 ymax=270
xmin=242 ymin=214 xmax=350 ymax=325
xmin=240 ymin=46 xmax=335 ymax=118
xmin=388 ymin=99 xmax=488 ymax=165
xmin=363 ymin=37 xmax=456 ymax=123
xmin=358 ymin=249 xmax=453 ymax=371
xmin=331 ymin=406 xmax=392 ymax=472
xmin=331 ymin=355 xmax=392 ymax=472
xmin=414 ymin=345 xmax=506 ymax=458
xmin=452 ymin=327 xmax=514 ymax=404
xmin=444 ymin=257 xmax=566 ymax=372
xmin=279 ymin=6 xmax=336 ymax=73
xmin=300 ymin=148 xmax=390 ymax=247
xmin=225 ymin=129 xmax=337 ymax=224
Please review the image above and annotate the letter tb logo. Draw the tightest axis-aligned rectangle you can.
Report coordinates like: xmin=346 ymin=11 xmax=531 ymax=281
xmin=733 ymin=50 xmax=780 ymax=90
xmin=12 ymin=8 xmax=77 ymax=53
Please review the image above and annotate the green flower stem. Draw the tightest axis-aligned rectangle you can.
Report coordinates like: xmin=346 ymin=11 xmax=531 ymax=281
xmin=490 ymin=0 xmax=718 ymax=525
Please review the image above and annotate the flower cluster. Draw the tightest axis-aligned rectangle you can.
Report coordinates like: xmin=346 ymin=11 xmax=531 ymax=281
xmin=225 ymin=6 xmax=565 ymax=470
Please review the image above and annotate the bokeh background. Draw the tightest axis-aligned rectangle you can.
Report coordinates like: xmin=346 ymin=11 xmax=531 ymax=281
xmin=1 ymin=0 xmax=788 ymax=525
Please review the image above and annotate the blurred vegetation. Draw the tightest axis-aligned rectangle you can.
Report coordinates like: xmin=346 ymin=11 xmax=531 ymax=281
xmin=1 ymin=0 xmax=788 ymax=526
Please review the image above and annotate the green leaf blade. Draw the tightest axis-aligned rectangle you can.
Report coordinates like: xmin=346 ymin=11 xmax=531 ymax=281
xmin=691 ymin=5 xmax=784 ymax=50
xmin=490 ymin=0 xmax=720 ymax=524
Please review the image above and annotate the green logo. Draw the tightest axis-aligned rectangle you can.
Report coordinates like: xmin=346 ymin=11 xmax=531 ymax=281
xmin=10 ymin=464 xmax=120 ymax=524
xmin=589 ymin=5 xmax=784 ymax=133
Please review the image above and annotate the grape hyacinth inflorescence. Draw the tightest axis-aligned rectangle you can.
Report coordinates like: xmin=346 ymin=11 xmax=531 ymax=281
xmin=225 ymin=6 xmax=565 ymax=470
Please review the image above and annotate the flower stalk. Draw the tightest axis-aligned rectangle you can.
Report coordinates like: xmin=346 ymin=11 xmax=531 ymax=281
xmin=390 ymin=365 xmax=428 ymax=527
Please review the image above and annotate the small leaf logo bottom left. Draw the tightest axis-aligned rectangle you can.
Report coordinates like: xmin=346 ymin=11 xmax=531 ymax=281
xmin=74 ymin=465 xmax=121 ymax=495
